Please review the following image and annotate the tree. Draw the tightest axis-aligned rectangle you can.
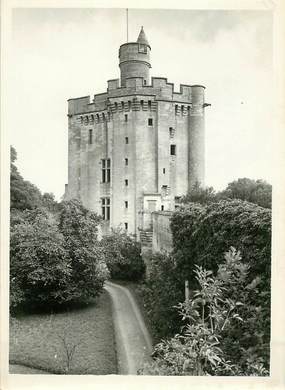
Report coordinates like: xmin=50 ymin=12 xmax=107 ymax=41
xmin=58 ymin=199 xmax=109 ymax=302
xmin=219 ymin=178 xmax=272 ymax=208
xmin=179 ymin=182 xmax=217 ymax=205
xmin=10 ymin=208 xmax=72 ymax=310
xmin=10 ymin=146 xmax=43 ymax=211
xmin=140 ymin=248 xmax=269 ymax=376
xmin=101 ymin=228 xmax=145 ymax=281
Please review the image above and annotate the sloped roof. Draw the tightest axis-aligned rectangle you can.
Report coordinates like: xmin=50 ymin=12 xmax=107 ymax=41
xmin=136 ymin=26 xmax=150 ymax=47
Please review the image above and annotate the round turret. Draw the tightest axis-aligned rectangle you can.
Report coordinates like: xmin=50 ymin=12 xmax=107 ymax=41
xmin=119 ymin=26 xmax=151 ymax=87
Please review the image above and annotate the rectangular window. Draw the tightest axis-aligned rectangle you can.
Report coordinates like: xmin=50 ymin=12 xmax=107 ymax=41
xmin=125 ymin=179 xmax=128 ymax=186
xmin=89 ymin=129 xmax=93 ymax=145
xmin=102 ymin=158 xmax=111 ymax=183
xmin=101 ymin=198 xmax=110 ymax=220
xmin=169 ymin=127 xmax=175 ymax=138
xmin=125 ymin=114 xmax=128 ymax=122
xmin=125 ymin=201 xmax=128 ymax=208
xmin=124 ymin=222 xmax=128 ymax=230
xmin=148 ymin=118 xmax=153 ymax=126
xmin=170 ymin=145 xmax=176 ymax=156
xmin=163 ymin=168 xmax=166 ymax=174
xmin=125 ymin=137 xmax=129 ymax=144
xmin=125 ymin=158 xmax=128 ymax=166
xmin=161 ymin=205 xmax=164 ymax=211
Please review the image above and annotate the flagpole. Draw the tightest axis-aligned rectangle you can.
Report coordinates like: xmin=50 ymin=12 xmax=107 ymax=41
xmin=126 ymin=8 xmax=129 ymax=42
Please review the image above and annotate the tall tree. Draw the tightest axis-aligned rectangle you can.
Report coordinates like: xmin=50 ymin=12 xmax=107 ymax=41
xmin=10 ymin=146 xmax=43 ymax=211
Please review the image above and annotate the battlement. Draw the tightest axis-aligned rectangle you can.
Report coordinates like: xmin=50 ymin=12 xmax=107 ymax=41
xmin=68 ymin=76 xmax=207 ymax=117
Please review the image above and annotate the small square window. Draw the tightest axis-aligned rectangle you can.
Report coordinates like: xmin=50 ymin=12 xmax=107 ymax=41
xmin=170 ymin=145 xmax=176 ymax=156
xmin=125 ymin=114 xmax=128 ymax=122
xmin=125 ymin=158 xmax=128 ymax=166
xmin=125 ymin=201 xmax=128 ymax=208
xmin=148 ymin=118 xmax=153 ymax=126
xmin=125 ymin=179 xmax=128 ymax=186
xmin=125 ymin=137 xmax=129 ymax=144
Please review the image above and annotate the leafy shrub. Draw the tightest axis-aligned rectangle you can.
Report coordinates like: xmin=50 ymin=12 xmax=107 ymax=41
xmin=58 ymin=200 xmax=109 ymax=303
xmin=10 ymin=209 xmax=72 ymax=310
xmin=101 ymin=229 xmax=145 ymax=281
xmin=171 ymin=200 xmax=271 ymax=292
xmin=140 ymin=248 xmax=269 ymax=376
xmin=10 ymin=200 xmax=109 ymax=311
xmin=138 ymin=252 xmax=184 ymax=342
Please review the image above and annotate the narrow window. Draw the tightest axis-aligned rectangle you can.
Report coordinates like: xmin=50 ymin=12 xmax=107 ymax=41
xmin=125 ymin=158 xmax=128 ymax=166
xmin=107 ymin=159 xmax=111 ymax=183
xmin=181 ymin=105 xmax=184 ymax=112
xmin=121 ymin=101 xmax=125 ymax=110
xmin=128 ymin=101 xmax=131 ymax=110
xmin=124 ymin=222 xmax=128 ymax=230
xmin=125 ymin=201 xmax=128 ymax=208
xmin=125 ymin=179 xmax=128 ymax=186
xmin=140 ymin=100 xmax=144 ymax=108
xmin=102 ymin=159 xmax=111 ymax=183
xmin=96 ymin=113 xmax=100 ymax=122
xmin=102 ymin=159 xmax=106 ymax=182
xmin=148 ymin=118 xmax=153 ymax=126
xmin=80 ymin=116 xmax=83 ymax=124
xmin=170 ymin=144 xmax=176 ymax=156
xmin=89 ymin=129 xmax=93 ymax=145
xmin=101 ymin=198 xmax=110 ymax=220
xmin=161 ymin=205 xmax=164 ymax=211
xmin=101 ymin=198 xmax=106 ymax=219
xmin=125 ymin=114 xmax=128 ymax=122
xmin=90 ymin=114 xmax=94 ymax=123
xmin=143 ymin=80 xmax=146 ymax=85
xmin=114 ymin=102 xmax=118 ymax=110
xmin=102 ymin=113 xmax=105 ymax=121
xmin=163 ymin=168 xmax=166 ymax=174
xmin=148 ymin=100 xmax=152 ymax=109
xmin=106 ymin=198 xmax=110 ymax=220
xmin=169 ymin=127 xmax=175 ymax=138
xmin=85 ymin=116 xmax=89 ymax=124
xmin=175 ymin=105 xmax=178 ymax=114
xmin=125 ymin=137 xmax=129 ymax=144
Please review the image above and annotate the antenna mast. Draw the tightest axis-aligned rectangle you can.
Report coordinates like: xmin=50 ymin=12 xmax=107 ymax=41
xmin=126 ymin=8 xmax=129 ymax=42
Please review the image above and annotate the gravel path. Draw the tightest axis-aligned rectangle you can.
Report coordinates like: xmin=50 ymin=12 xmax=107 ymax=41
xmin=104 ymin=281 xmax=153 ymax=375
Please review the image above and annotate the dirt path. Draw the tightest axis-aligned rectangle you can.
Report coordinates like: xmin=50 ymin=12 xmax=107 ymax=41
xmin=104 ymin=281 xmax=153 ymax=375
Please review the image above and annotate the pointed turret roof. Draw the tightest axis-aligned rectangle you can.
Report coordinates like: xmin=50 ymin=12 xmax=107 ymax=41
xmin=136 ymin=26 xmax=150 ymax=47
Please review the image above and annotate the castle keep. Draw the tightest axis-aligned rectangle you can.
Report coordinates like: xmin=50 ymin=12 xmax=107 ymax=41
xmin=66 ymin=27 xmax=209 ymax=237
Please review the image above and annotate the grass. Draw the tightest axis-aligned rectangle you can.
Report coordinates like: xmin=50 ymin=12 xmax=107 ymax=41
xmin=9 ymin=290 xmax=117 ymax=375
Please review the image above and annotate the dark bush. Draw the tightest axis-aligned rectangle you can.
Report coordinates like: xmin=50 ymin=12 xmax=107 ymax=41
xmin=101 ymin=229 xmax=145 ymax=281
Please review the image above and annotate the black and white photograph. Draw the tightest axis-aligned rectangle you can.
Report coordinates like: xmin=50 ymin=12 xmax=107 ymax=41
xmin=1 ymin=0 xmax=285 ymax=388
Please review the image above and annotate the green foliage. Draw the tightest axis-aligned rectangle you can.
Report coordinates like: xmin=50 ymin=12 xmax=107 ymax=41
xmin=137 ymin=252 xmax=184 ymax=342
xmin=219 ymin=178 xmax=272 ymax=209
xmin=10 ymin=209 xmax=72 ymax=310
xmin=171 ymin=200 xmax=271 ymax=291
xmin=101 ymin=229 xmax=145 ymax=281
xmin=140 ymin=248 xmax=269 ymax=376
xmin=57 ymin=199 xmax=109 ymax=303
xmin=179 ymin=182 xmax=217 ymax=205
xmin=170 ymin=200 xmax=271 ymax=371
xmin=10 ymin=200 xmax=109 ymax=311
xmin=179 ymin=178 xmax=272 ymax=209
xmin=10 ymin=146 xmax=43 ymax=211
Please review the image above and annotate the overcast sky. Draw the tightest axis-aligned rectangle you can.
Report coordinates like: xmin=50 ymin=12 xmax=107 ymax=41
xmin=8 ymin=7 xmax=273 ymax=200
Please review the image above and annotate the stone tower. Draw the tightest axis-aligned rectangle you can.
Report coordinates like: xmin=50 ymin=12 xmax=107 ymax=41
xmin=66 ymin=27 xmax=209 ymax=237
